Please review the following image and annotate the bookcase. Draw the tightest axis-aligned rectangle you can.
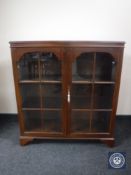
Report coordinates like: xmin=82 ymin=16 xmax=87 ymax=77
xmin=10 ymin=41 xmax=125 ymax=146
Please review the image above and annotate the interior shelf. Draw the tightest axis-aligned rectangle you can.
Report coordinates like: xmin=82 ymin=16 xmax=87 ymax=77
xmin=93 ymin=81 xmax=115 ymax=84
xmin=72 ymin=81 xmax=115 ymax=85
xmin=19 ymin=80 xmax=115 ymax=85
xmin=19 ymin=80 xmax=61 ymax=84
xmin=72 ymin=80 xmax=92 ymax=84
xmin=71 ymin=109 xmax=112 ymax=111
xmin=22 ymin=108 xmax=62 ymax=111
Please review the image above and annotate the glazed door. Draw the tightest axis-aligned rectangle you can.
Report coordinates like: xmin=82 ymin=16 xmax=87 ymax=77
xmin=17 ymin=49 xmax=65 ymax=136
xmin=68 ymin=49 xmax=116 ymax=135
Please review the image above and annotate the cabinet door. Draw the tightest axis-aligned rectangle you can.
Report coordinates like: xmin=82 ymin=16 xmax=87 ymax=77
xmin=92 ymin=52 xmax=116 ymax=133
xmin=68 ymin=50 xmax=94 ymax=134
xmin=17 ymin=49 xmax=65 ymax=135
xmin=68 ymin=49 xmax=116 ymax=135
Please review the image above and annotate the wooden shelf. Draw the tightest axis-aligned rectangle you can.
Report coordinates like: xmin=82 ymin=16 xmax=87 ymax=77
xmin=19 ymin=80 xmax=115 ymax=84
xmin=19 ymin=80 xmax=61 ymax=84
xmin=22 ymin=108 xmax=112 ymax=112
xmin=94 ymin=81 xmax=115 ymax=84
xmin=22 ymin=108 xmax=61 ymax=111
xmin=72 ymin=81 xmax=92 ymax=84
xmin=72 ymin=81 xmax=115 ymax=84
xmin=71 ymin=109 xmax=112 ymax=111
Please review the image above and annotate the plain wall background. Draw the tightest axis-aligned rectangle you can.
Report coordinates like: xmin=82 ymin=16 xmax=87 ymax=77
xmin=0 ymin=0 xmax=131 ymax=114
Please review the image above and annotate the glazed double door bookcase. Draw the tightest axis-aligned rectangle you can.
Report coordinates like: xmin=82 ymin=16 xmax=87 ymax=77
xmin=10 ymin=41 xmax=125 ymax=146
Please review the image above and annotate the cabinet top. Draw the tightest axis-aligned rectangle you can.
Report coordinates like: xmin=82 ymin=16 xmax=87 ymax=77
xmin=9 ymin=41 xmax=125 ymax=48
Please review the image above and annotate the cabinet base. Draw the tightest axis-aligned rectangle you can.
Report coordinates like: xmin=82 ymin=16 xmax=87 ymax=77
xmin=19 ymin=136 xmax=115 ymax=147
xmin=20 ymin=137 xmax=34 ymax=146
xmin=101 ymin=138 xmax=115 ymax=147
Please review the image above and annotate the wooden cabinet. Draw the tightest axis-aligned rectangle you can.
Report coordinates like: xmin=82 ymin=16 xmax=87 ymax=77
xmin=10 ymin=41 xmax=125 ymax=146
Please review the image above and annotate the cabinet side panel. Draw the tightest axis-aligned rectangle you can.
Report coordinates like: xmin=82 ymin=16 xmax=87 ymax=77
xmin=10 ymin=48 xmax=25 ymax=135
xmin=109 ymin=47 xmax=124 ymax=135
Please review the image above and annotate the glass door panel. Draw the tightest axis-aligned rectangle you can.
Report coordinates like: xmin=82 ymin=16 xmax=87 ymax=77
xmin=20 ymin=84 xmax=40 ymax=108
xmin=41 ymin=84 xmax=62 ymax=108
xmin=71 ymin=84 xmax=92 ymax=109
xmin=95 ymin=53 xmax=116 ymax=81
xmin=39 ymin=51 xmax=63 ymax=133
xmin=91 ymin=112 xmax=111 ymax=132
xmin=72 ymin=53 xmax=94 ymax=81
xmin=24 ymin=110 xmax=41 ymax=131
xmin=40 ymin=52 xmax=61 ymax=81
xmin=17 ymin=49 xmax=64 ymax=135
xmin=70 ymin=52 xmax=93 ymax=134
xmin=71 ymin=111 xmax=90 ymax=133
xmin=18 ymin=52 xmax=40 ymax=81
xmin=93 ymin=84 xmax=114 ymax=109
xmin=42 ymin=111 xmax=62 ymax=132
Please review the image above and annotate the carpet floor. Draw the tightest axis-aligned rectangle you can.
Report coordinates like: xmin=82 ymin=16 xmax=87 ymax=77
xmin=0 ymin=116 xmax=131 ymax=175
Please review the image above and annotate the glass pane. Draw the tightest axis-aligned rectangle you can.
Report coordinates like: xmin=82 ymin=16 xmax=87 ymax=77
xmin=93 ymin=84 xmax=114 ymax=109
xmin=95 ymin=53 xmax=116 ymax=81
xmin=21 ymin=84 xmax=40 ymax=108
xmin=71 ymin=111 xmax=90 ymax=133
xmin=24 ymin=110 xmax=41 ymax=131
xmin=71 ymin=84 xmax=92 ymax=109
xmin=18 ymin=52 xmax=40 ymax=80
xmin=72 ymin=53 xmax=94 ymax=81
xmin=91 ymin=112 xmax=111 ymax=132
xmin=42 ymin=84 xmax=62 ymax=108
xmin=40 ymin=53 xmax=61 ymax=81
xmin=42 ymin=111 xmax=62 ymax=132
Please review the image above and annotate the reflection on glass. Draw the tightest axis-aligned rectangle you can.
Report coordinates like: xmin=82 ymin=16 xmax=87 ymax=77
xmin=42 ymin=111 xmax=62 ymax=132
xmin=21 ymin=84 xmax=40 ymax=108
xmin=18 ymin=52 xmax=40 ymax=80
xmin=72 ymin=53 xmax=94 ymax=81
xmin=93 ymin=84 xmax=114 ymax=109
xmin=42 ymin=84 xmax=62 ymax=108
xmin=95 ymin=53 xmax=116 ymax=81
xmin=91 ymin=112 xmax=110 ymax=132
xmin=24 ymin=110 xmax=41 ymax=131
xmin=71 ymin=111 xmax=90 ymax=132
xmin=71 ymin=84 xmax=92 ymax=109
xmin=40 ymin=53 xmax=61 ymax=81
xmin=18 ymin=52 xmax=61 ymax=81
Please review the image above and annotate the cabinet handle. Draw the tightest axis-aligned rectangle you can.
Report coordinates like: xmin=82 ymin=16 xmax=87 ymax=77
xmin=67 ymin=89 xmax=70 ymax=103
